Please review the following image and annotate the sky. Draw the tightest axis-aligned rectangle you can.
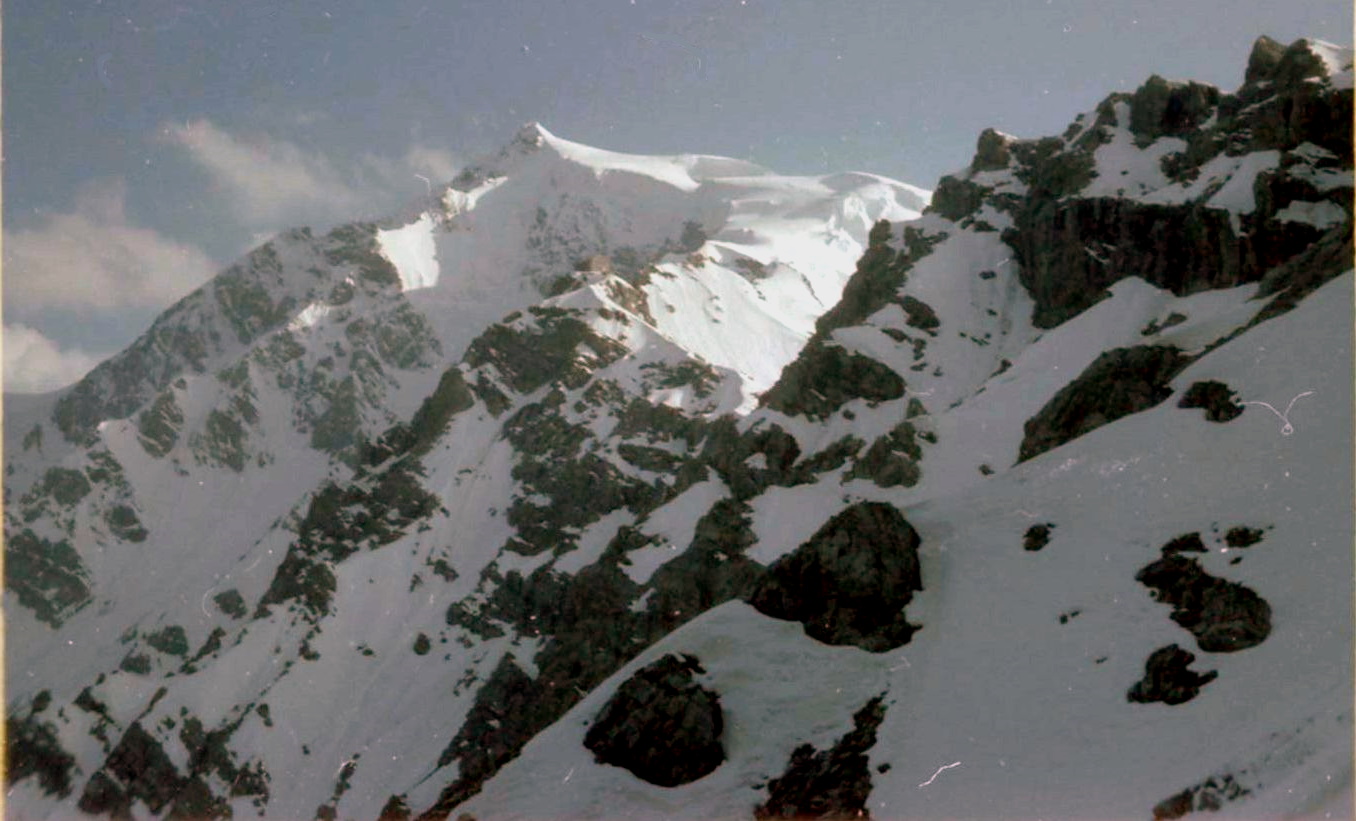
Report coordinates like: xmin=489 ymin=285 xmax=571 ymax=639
xmin=3 ymin=0 xmax=1351 ymax=393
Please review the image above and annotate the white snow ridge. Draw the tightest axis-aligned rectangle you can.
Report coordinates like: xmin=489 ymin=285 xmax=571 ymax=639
xmin=4 ymin=35 xmax=1351 ymax=821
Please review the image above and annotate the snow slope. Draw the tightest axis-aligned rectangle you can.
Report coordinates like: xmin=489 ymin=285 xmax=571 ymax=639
xmin=4 ymin=36 xmax=1350 ymax=821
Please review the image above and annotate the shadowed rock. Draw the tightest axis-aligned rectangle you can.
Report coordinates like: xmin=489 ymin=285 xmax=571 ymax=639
xmin=1023 ymin=523 xmax=1055 ymax=552
xmin=1153 ymin=773 xmax=1250 ymax=819
xmin=1244 ymin=36 xmax=1287 ymax=85
xmin=1127 ymin=644 xmax=1218 ymax=705
xmin=748 ymin=502 xmax=921 ymax=652
xmin=972 ymin=128 xmax=1015 ymax=171
xmin=583 ymin=654 xmax=724 ymax=787
xmin=1135 ymin=555 xmax=1272 ymax=652
xmin=997 ymin=35 xmax=1352 ymax=331
xmin=927 ymin=175 xmax=989 ymax=222
xmin=756 ymin=695 xmax=888 ymax=819
xmin=1224 ymin=526 xmax=1265 ymax=548
xmin=1018 ymin=346 xmax=1189 ymax=463
xmin=1160 ymin=532 xmax=1207 ymax=557
xmin=1128 ymin=75 xmax=1221 ymax=143
xmin=78 ymin=723 xmax=183 ymax=815
xmin=6 ymin=710 xmax=76 ymax=798
xmin=1177 ymin=380 xmax=1244 ymax=422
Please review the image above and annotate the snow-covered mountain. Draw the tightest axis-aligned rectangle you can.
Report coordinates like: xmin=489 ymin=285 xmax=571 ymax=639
xmin=5 ymin=35 xmax=1352 ymax=821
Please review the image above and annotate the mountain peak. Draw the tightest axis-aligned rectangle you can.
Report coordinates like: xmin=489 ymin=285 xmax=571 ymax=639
xmin=1245 ymin=35 xmax=1287 ymax=84
xmin=511 ymin=121 xmax=556 ymax=150
xmin=1244 ymin=35 xmax=1353 ymax=88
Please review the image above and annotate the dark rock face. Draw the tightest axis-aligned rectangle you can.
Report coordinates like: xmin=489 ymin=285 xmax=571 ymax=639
xmin=6 ymin=712 xmax=76 ymax=798
xmin=1010 ymin=136 xmax=1099 ymax=199
xmin=1253 ymin=224 xmax=1355 ymax=324
xmin=1128 ymin=76 xmax=1221 ymax=143
xmin=257 ymin=452 xmax=440 ymax=619
xmin=1177 ymin=380 xmax=1244 ymax=422
xmin=1160 ymin=532 xmax=1207 ymax=557
xmin=465 ymin=311 xmax=627 ymax=395
xmin=759 ymin=344 xmax=905 ymax=421
xmin=79 ymin=723 xmax=182 ymax=814
xmin=900 ymin=296 xmax=940 ymax=333
xmin=583 ymin=654 xmax=724 ymax=787
xmin=847 ymin=422 xmax=923 ymax=489
xmin=77 ymin=771 xmax=133 ymax=817
xmin=1006 ymin=197 xmax=1318 ymax=329
xmin=430 ymin=656 xmax=546 ymax=811
xmin=972 ymin=128 xmax=1014 ymax=171
xmin=927 ymin=175 xmax=989 ymax=222
xmin=1127 ymin=644 xmax=1218 ymax=705
xmin=366 ymin=367 xmax=475 ymax=463
xmin=51 ymin=225 xmax=398 ymax=444
xmin=5 ymin=529 xmax=92 ymax=627
xmin=1244 ymin=39 xmax=1354 ymax=155
xmin=431 ymin=563 xmax=656 ymax=814
xmin=1135 ymin=555 xmax=1272 ymax=652
xmin=71 ymin=711 xmax=263 ymax=818
xmin=378 ymin=795 xmax=413 ymax=821
xmin=989 ymin=37 xmax=1352 ymax=330
xmin=645 ymin=501 xmax=767 ymax=622
xmin=1023 ymin=523 xmax=1055 ymax=551
xmin=748 ymin=502 xmax=922 ymax=652
xmin=1153 ymin=773 xmax=1250 ymax=819
xmin=1018 ymin=346 xmax=1189 ymax=463
xmin=755 ymin=695 xmax=888 ymax=819
xmin=1140 ymin=312 xmax=1187 ymax=336
xmin=1224 ymin=526 xmax=1265 ymax=548
xmin=1244 ymin=36 xmax=1287 ymax=85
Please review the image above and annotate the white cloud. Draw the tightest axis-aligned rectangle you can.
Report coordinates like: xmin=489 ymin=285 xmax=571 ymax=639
xmin=401 ymin=145 xmax=460 ymax=183
xmin=163 ymin=119 xmax=367 ymax=226
xmin=361 ymin=145 xmax=462 ymax=195
xmin=3 ymin=323 xmax=106 ymax=393
xmin=163 ymin=119 xmax=461 ymax=229
xmin=4 ymin=179 xmax=218 ymax=313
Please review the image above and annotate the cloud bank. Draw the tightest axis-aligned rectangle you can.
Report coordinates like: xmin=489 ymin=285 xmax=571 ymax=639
xmin=162 ymin=119 xmax=459 ymax=231
xmin=3 ymin=323 xmax=106 ymax=393
xmin=4 ymin=179 xmax=217 ymax=313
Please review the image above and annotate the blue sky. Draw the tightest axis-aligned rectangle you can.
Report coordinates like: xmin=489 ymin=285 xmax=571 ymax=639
xmin=3 ymin=0 xmax=1350 ymax=391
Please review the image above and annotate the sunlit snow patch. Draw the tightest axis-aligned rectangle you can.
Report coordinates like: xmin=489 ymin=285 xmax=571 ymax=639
xmin=288 ymin=301 xmax=331 ymax=331
xmin=378 ymin=213 xmax=440 ymax=291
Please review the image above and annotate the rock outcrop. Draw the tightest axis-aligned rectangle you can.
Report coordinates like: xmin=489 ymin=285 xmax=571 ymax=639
xmin=1152 ymin=773 xmax=1250 ymax=819
xmin=1127 ymin=76 xmax=1221 ymax=143
xmin=1127 ymin=644 xmax=1219 ymax=705
xmin=1018 ymin=346 xmax=1189 ymax=463
xmin=1160 ymin=532 xmax=1208 ymax=557
xmin=582 ymin=654 xmax=725 ymax=787
xmin=755 ymin=695 xmax=888 ymax=819
xmin=1177 ymin=380 xmax=1245 ymax=422
xmin=748 ymin=502 xmax=921 ymax=652
xmin=1135 ymin=555 xmax=1271 ymax=652
xmin=1008 ymin=196 xmax=1321 ymax=328
xmin=1023 ymin=523 xmax=1055 ymax=552
xmin=923 ymin=37 xmax=1353 ymax=331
